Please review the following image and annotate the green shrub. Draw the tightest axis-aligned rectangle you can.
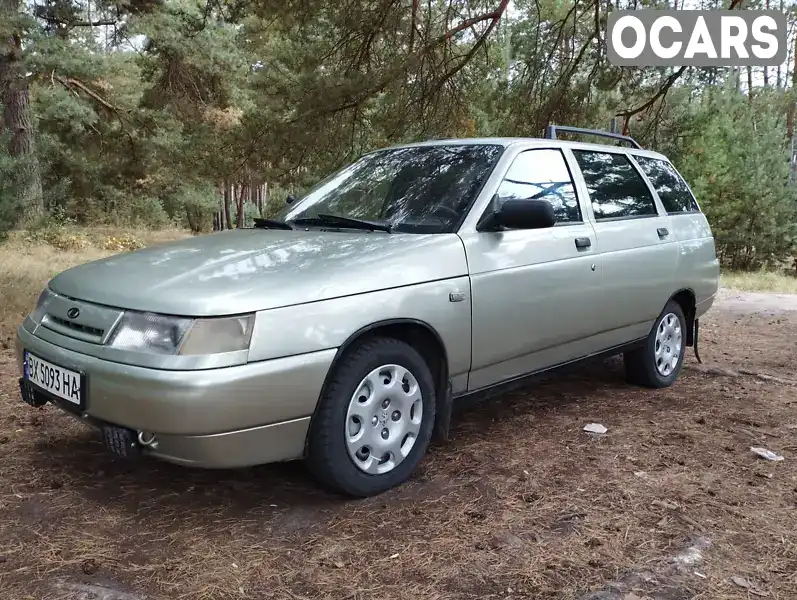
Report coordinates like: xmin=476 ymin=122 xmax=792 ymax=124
xmin=174 ymin=183 xmax=219 ymax=233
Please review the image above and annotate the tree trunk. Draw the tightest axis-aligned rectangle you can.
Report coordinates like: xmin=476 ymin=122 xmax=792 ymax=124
xmin=223 ymin=183 xmax=232 ymax=230
xmin=788 ymin=32 xmax=797 ymax=148
xmin=777 ymin=0 xmax=784 ymax=87
xmin=236 ymin=183 xmax=245 ymax=228
xmin=0 ymin=0 xmax=44 ymax=225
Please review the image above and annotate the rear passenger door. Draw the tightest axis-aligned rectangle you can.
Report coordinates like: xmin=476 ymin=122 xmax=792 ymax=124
xmin=461 ymin=147 xmax=602 ymax=391
xmin=568 ymin=148 xmax=678 ymax=344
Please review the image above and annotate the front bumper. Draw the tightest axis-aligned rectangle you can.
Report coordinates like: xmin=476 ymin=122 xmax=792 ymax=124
xmin=16 ymin=324 xmax=336 ymax=467
xmin=147 ymin=417 xmax=315 ymax=468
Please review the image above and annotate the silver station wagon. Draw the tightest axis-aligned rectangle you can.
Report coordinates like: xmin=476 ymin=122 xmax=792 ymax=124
xmin=17 ymin=125 xmax=719 ymax=497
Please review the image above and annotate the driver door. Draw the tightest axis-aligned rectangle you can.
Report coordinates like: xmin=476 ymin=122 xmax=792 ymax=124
xmin=459 ymin=147 xmax=603 ymax=391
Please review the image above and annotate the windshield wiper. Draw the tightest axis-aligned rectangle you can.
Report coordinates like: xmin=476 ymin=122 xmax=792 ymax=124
xmin=253 ymin=217 xmax=293 ymax=230
xmin=291 ymin=213 xmax=391 ymax=233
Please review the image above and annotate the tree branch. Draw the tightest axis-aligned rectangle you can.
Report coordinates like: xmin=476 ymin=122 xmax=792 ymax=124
xmin=615 ymin=66 xmax=687 ymax=120
xmin=54 ymin=75 xmax=119 ymax=112
xmin=434 ymin=0 xmax=510 ymax=45
xmin=615 ymin=0 xmax=745 ymax=131
xmin=51 ymin=74 xmax=144 ymax=145
xmin=34 ymin=13 xmax=118 ymax=28
xmin=432 ymin=0 xmax=511 ymax=91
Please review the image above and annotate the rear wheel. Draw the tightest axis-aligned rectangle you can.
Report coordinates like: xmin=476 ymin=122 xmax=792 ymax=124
xmin=624 ymin=300 xmax=686 ymax=388
xmin=306 ymin=337 xmax=436 ymax=497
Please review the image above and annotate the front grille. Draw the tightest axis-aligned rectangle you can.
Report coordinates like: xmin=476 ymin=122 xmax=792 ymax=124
xmin=47 ymin=316 xmax=105 ymax=339
xmin=38 ymin=291 xmax=124 ymax=345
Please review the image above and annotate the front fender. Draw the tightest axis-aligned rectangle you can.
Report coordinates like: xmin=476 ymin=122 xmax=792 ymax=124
xmin=247 ymin=278 xmax=473 ymax=391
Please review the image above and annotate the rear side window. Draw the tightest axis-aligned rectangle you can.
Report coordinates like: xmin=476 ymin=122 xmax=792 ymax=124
xmin=571 ymin=150 xmax=658 ymax=220
xmin=495 ymin=148 xmax=581 ymax=223
xmin=634 ymin=156 xmax=700 ymax=214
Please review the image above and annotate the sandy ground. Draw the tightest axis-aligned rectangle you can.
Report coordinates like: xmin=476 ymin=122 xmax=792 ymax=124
xmin=715 ymin=287 xmax=797 ymax=315
xmin=1 ymin=289 xmax=796 ymax=600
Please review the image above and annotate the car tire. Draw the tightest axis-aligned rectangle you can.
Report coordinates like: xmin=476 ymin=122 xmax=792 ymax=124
xmin=306 ymin=337 xmax=437 ymax=497
xmin=624 ymin=300 xmax=687 ymax=389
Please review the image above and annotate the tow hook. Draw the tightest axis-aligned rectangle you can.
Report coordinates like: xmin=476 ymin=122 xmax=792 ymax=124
xmin=693 ymin=318 xmax=703 ymax=364
xmin=137 ymin=430 xmax=158 ymax=449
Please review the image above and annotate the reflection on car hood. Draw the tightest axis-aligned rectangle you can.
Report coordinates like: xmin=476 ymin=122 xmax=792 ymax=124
xmin=49 ymin=229 xmax=468 ymax=316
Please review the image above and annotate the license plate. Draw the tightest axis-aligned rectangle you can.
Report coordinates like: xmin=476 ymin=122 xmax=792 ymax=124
xmin=23 ymin=351 xmax=83 ymax=406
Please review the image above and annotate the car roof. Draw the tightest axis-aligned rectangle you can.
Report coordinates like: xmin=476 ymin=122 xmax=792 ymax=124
xmin=374 ymin=136 xmax=670 ymax=162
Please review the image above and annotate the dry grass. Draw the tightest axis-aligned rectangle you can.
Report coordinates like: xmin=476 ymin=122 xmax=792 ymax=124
xmin=0 ymin=227 xmax=190 ymax=347
xmin=721 ymin=269 xmax=797 ymax=294
xmin=1 ymin=302 xmax=797 ymax=599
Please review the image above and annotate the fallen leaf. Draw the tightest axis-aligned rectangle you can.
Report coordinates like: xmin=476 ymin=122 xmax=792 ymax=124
xmin=584 ymin=423 xmax=608 ymax=434
xmin=750 ymin=447 xmax=784 ymax=462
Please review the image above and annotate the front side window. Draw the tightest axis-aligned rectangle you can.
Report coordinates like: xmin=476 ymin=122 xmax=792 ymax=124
xmin=279 ymin=144 xmax=503 ymax=233
xmin=494 ymin=148 xmax=581 ymax=224
xmin=634 ymin=156 xmax=700 ymax=214
xmin=571 ymin=150 xmax=658 ymax=220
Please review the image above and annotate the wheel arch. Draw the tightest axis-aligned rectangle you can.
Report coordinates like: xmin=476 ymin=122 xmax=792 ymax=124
xmin=303 ymin=318 xmax=452 ymax=456
xmin=668 ymin=288 xmax=697 ymax=346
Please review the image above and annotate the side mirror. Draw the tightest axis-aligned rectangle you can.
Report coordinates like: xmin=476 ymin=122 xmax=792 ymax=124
xmin=478 ymin=198 xmax=556 ymax=231
xmin=286 ymin=194 xmax=297 ymax=205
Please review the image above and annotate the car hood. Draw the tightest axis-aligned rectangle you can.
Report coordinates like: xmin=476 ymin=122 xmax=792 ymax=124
xmin=49 ymin=229 xmax=469 ymax=316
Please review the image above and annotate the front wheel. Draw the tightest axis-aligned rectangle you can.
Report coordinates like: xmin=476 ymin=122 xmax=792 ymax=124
xmin=306 ymin=337 xmax=436 ymax=497
xmin=624 ymin=300 xmax=687 ymax=388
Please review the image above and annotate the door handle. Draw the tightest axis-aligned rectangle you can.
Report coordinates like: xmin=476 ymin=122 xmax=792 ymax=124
xmin=657 ymin=227 xmax=669 ymax=238
xmin=574 ymin=237 xmax=591 ymax=249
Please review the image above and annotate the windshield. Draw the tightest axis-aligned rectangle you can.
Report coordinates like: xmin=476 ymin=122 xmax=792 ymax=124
xmin=278 ymin=144 xmax=504 ymax=233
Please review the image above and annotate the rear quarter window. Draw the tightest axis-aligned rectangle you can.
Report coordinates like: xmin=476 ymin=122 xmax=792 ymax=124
xmin=633 ymin=156 xmax=700 ymax=214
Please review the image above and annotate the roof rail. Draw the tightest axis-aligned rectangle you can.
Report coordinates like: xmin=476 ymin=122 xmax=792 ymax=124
xmin=544 ymin=124 xmax=643 ymax=150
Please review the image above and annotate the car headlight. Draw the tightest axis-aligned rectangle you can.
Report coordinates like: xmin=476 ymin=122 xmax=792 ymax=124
xmin=178 ymin=315 xmax=255 ymax=355
xmin=108 ymin=311 xmax=254 ymax=355
xmin=109 ymin=312 xmax=193 ymax=355
xmin=30 ymin=287 xmax=55 ymax=323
